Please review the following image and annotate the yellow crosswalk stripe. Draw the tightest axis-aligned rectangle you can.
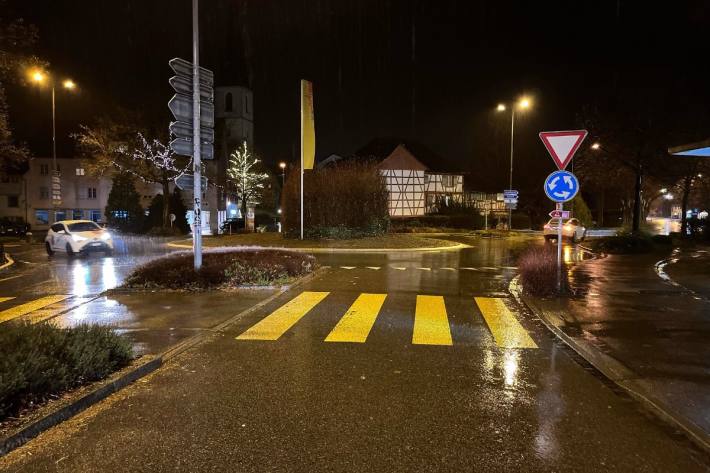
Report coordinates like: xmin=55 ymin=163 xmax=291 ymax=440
xmin=412 ymin=295 xmax=453 ymax=346
xmin=475 ymin=297 xmax=537 ymax=349
xmin=324 ymin=293 xmax=387 ymax=343
xmin=236 ymin=291 xmax=330 ymax=340
xmin=0 ymin=295 xmax=71 ymax=324
xmin=0 ymin=297 xmax=16 ymax=303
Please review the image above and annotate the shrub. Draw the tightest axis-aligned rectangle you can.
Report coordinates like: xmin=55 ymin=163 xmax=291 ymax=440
xmin=282 ymin=161 xmax=389 ymax=239
xmin=105 ymin=172 xmax=144 ymax=233
xmin=518 ymin=245 xmax=569 ymax=297
xmin=123 ymin=249 xmax=316 ymax=290
xmin=0 ymin=323 xmax=132 ymax=421
xmin=591 ymin=233 xmax=653 ymax=254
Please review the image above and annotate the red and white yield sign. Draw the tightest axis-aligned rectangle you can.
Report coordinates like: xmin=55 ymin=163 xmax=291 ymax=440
xmin=539 ymin=130 xmax=588 ymax=170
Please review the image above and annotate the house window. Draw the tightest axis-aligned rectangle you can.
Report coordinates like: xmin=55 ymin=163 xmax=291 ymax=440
xmin=40 ymin=164 xmax=49 ymax=175
xmin=54 ymin=210 xmax=66 ymax=222
xmin=40 ymin=187 xmax=49 ymax=200
xmin=442 ymin=175 xmax=454 ymax=187
xmin=76 ymin=168 xmax=85 ymax=176
xmin=73 ymin=209 xmax=83 ymax=220
xmin=225 ymin=92 xmax=233 ymax=112
xmin=87 ymin=187 xmax=97 ymax=199
xmin=111 ymin=210 xmax=129 ymax=220
xmin=89 ymin=210 xmax=102 ymax=222
xmin=7 ymin=195 xmax=19 ymax=208
xmin=35 ymin=210 xmax=49 ymax=225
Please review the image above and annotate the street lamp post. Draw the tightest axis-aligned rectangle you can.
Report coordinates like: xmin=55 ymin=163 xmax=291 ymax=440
xmin=279 ymin=161 xmax=286 ymax=187
xmin=30 ymin=70 xmax=76 ymax=209
xmin=496 ymin=97 xmax=531 ymax=230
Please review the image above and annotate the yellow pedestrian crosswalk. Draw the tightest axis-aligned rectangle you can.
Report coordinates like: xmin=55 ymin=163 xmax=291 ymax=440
xmin=236 ymin=291 xmax=330 ymax=340
xmin=474 ymin=297 xmax=538 ymax=349
xmin=236 ymin=291 xmax=537 ymax=349
xmin=325 ymin=293 xmax=387 ymax=343
xmin=0 ymin=295 xmax=71 ymax=324
xmin=412 ymin=295 xmax=453 ymax=346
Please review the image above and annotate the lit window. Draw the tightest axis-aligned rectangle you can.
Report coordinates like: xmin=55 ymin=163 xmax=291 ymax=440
xmin=35 ymin=210 xmax=49 ymax=225
xmin=76 ymin=168 xmax=85 ymax=176
xmin=89 ymin=210 xmax=102 ymax=222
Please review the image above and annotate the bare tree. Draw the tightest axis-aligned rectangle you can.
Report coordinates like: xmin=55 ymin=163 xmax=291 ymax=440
xmin=226 ymin=142 xmax=269 ymax=227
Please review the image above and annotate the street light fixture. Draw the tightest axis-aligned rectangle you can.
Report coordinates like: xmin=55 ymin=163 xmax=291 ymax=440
xmin=496 ymin=96 xmax=533 ymax=229
xmin=591 ymin=142 xmax=601 ymax=150
xmin=279 ymin=161 xmax=286 ymax=187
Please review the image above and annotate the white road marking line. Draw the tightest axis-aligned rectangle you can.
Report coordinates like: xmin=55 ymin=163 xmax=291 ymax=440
xmin=340 ymin=266 xmax=356 ymax=270
xmin=460 ymin=267 xmax=479 ymax=271
xmin=417 ymin=267 xmax=431 ymax=271
xmin=366 ymin=267 xmax=381 ymax=270
xmin=440 ymin=267 xmax=456 ymax=271
xmin=392 ymin=267 xmax=407 ymax=271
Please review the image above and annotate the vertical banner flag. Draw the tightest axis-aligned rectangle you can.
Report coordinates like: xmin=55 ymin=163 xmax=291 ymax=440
xmin=301 ymin=80 xmax=315 ymax=170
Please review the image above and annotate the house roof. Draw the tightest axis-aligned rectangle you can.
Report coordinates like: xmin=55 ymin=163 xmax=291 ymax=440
xmin=378 ymin=144 xmax=428 ymax=171
xmin=355 ymin=138 xmax=460 ymax=173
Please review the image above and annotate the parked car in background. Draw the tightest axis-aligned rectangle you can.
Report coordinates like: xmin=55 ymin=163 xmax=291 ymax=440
xmin=45 ymin=220 xmax=114 ymax=256
xmin=0 ymin=218 xmax=29 ymax=237
xmin=543 ymin=218 xmax=586 ymax=243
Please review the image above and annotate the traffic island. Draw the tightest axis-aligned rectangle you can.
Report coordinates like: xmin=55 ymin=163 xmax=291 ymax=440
xmin=121 ymin=248 xmax=317 ymax=290
xmin=168 ymin=233 xmax=468 ymax=253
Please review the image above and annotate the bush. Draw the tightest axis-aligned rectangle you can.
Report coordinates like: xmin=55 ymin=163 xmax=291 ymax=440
xmin=105 ymin=173 xmax=144 ymax=233
xmin=390 ymin=214 xmax=485 ymax=232
xmin=591 ymin=233 xmax=654 ymax=254
xmin=123 ymin=249 xmax=316 ymax=290
xmin=282 ymin=161 xmax=389 ymax=239
xmin=518 ymin=245 xmax=569 ymax=297
xmin=0 ymin=323 xmax=132 ymax=421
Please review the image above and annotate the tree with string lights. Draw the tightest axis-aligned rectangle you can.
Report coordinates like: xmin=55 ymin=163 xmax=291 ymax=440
xmin=74 ymin=118 xmax=190 ymax=228
xmin=226 ymin=141 xmax=269 ymax=229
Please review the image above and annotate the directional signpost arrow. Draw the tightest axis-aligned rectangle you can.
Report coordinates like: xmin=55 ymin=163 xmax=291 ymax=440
xmin=170 ymin=138 xmax=214 ymax=160
xmin=549 ymin=209 xmax=571 ymax=219
xmin=168 ymin=94 xmax=214 ymax=128
xmin=169 ymin=121 xmax=214 ymax=144
xmin=539 ymin=130 xmax=588 ymax=170
xmin=175 ymin=173 xmax=207 ymax=191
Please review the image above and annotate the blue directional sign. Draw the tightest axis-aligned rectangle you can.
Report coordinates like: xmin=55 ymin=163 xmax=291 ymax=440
xmin=544 ymin=170 xmax=579 ymax=203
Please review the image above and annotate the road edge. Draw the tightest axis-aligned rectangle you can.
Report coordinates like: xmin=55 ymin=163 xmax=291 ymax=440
xmin=0 ymin=266 xmax=328 ymax=458
xmin=510 ymin=275 xmax=710 ymax=455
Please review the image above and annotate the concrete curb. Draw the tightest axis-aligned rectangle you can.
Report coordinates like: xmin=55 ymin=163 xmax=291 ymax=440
xmin=512 ymin=279 xmax=710 ymax=455
xmin=166 ymin=241 xmax=469 ymax=253
xmin=0 ymin=266 xmax=327 ymax=458
xmin=0 ymin=356 xmax=162 ymax=457
xmin=0 ymin=253 xmax=14 ymax=271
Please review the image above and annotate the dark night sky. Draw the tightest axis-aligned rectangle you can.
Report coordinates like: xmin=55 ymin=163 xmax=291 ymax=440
xmin=4 ymin=0 xmax=710 ymax=191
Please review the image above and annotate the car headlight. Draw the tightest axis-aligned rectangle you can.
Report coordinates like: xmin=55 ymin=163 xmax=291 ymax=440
xmin=100 ymin=232 xmax=111 ymax=240
xmin=72 ymin=234 xmax=87 ymax=242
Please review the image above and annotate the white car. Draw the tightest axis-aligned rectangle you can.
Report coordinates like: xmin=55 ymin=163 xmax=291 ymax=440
xmin=543 ymin=218 xmax=586 ymax=243
xmin=45 ymin=220 xmax=114 ymax=256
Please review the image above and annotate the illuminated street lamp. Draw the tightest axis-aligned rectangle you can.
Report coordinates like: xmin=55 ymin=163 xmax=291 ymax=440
xmin=496 ymin=96 xmax=533 ymax=229
xmin=279 ymin=161 xmax=286 ymax=187
xmin=591 ymin=142 xmax=601 ymax=150
xmin=28 ymin=68 xmax=78 ymax=206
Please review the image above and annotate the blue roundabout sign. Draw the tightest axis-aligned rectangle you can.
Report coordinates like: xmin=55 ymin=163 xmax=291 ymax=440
xmin=544 ymin=170 xmax=579 ymax=203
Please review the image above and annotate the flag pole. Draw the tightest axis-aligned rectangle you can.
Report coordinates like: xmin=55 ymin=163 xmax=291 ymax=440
xmin=300 ymin=81 xmax=304 ymax=240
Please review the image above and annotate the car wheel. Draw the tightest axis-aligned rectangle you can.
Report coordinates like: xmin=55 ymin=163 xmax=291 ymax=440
xmin=66 ymin=243 xmax=75 ymax=257
xmin=45 ymin=242 xmax=54 ymax=256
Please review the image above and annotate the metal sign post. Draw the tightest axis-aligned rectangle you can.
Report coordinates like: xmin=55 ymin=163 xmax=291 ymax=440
xmin=540 ymin=129 xmax=587 ymax=294
xmin=191 ymin=0 xmax=202 ymax=270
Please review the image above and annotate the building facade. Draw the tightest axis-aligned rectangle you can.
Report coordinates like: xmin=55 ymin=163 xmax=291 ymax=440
xmin=0 ymin=157 xmax=162 ymax=231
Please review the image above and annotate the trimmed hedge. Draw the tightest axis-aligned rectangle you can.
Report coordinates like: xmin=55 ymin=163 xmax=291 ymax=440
xmin=0 ymin=323 xmax=132 ymax=421
xmin=123 ymin=249 xmax=316 ymax=290
xmin=282 ymin=161 xmax=389 ymax=239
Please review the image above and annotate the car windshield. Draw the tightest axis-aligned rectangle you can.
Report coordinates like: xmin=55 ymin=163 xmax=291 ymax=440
xmin=67 ymin=222 xmax=101 ymax=232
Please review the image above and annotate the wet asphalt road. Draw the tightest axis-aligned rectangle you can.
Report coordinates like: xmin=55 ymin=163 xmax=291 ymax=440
xmin=0 ymin=235 xmax=708 ymax=471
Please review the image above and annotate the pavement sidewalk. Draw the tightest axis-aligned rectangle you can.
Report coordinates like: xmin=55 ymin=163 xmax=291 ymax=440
xmin=522 ymin=249 xmax=710 ymax=452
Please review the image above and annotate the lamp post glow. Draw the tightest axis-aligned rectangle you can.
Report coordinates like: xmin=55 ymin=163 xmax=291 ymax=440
xmin=496 ymin=97 xmax=532 ymax=229
xmin=279 ymin=161 xmax=286 ymax=187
